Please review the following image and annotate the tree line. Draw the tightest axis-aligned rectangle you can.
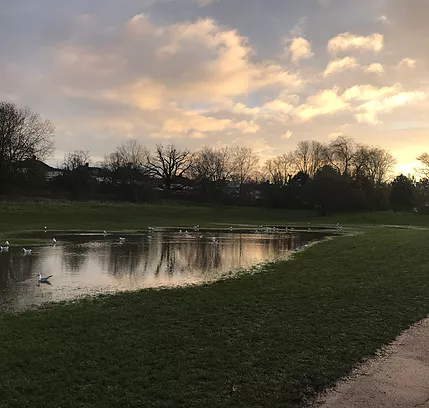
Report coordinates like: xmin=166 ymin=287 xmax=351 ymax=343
xmin=1 ymin=100 xmax=429 ymax=214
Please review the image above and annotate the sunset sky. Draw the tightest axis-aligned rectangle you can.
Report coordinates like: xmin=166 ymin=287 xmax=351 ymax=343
xmin=1 ymin=0 xmax=428 ymax=175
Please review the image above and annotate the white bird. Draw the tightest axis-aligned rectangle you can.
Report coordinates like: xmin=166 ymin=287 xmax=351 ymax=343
xmin=37 ymin=273 xmax=53 ymax=284
xmin=103 ymin=230 xmax=107 ymax=236
xmin=23 ymin=248 xmax=32 ymax=255
xmin=148 ymin=227 xmax=154 ymax=231
xmin=119 ymin=237 xmax=126 ymax=243
xmin=44 ymin=226 xmax=47 ymax=233
xmin=52 ymin=238 xmax=57 ymax=244
xmin=0 ymin=246 xmax=9 ymax=252
xmin=4 ymin=241 xmax=9 ymax=246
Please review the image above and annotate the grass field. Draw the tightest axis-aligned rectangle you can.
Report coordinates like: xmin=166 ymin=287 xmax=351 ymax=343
xmin=1 ymin=200 xmax=429 ymax=407
xmin=0 ymin=199 xmax=427 ymax=237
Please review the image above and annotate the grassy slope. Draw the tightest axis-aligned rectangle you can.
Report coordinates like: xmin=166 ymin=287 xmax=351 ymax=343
xmin=1 ymin=228 xmax=429 ymax=407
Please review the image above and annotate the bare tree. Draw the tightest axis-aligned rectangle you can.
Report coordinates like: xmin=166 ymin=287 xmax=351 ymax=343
xmin=190 ymin=146 xmax=232 ymax=183
xmin=230 ymin=147 xmax=260 ymax=198
xmin=146 ymin=144 xmax=192 ymax=189
xmin=0 ymin=101 xmax=54 ymax=180
xmin=264 ymin=153 xmax=294 ymax=186
xmin=102 ymin=139 xmax=150 ymax=202
xmin=365 ymin=147 xmax=396 ymax=186
xmin=292 ymin=141 xmax=326 ymax=177
xmin=351 ymin=144 xmax=371 ymax=183
xmin=62 ymin=150 xmax=91 ymax=171
xmin=325 ymin=136 xmax=356 ymax=176
xmin=416 ymin=153 xmax=429 ymax=179
xmin=104 ymin=139 xmax=148 ymax=172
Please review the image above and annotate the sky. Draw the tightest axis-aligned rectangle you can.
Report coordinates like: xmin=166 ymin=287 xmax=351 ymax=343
xmin=1 ymin=0 xmax=428 ymax=175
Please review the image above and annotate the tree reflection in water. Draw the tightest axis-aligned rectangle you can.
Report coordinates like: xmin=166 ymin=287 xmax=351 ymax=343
xmin=0 ymin=230 xmax=329 ymax=312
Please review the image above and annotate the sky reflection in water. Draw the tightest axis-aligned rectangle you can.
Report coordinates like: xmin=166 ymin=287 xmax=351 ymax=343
xmin=0 ymin=230 xmax=329 ymax=312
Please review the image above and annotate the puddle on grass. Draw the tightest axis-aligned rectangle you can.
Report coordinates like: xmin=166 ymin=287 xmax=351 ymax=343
xmin=0 ymin=228 xmax=332 ymax=312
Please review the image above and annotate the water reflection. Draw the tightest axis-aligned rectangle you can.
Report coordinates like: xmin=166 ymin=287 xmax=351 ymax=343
xmin=0 ymin=230 xmax=328 ymax=312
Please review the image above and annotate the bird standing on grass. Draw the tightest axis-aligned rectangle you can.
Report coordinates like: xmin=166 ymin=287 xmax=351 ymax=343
xmin=23 ymin=248 xmax=32 ymax=255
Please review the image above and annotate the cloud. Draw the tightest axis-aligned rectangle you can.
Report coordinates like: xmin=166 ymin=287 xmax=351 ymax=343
xmin=261 ymin=99 xmax=295 ymax=113
xmin=281 ymin=130 xmax=293 ymax=139
xmin=398 ymin=58 xmax=417 ymax=69
xmin=161 ymin=109 xmax=233 ymax=134
xmin=236 ymin=120 xmax=260 ymax=133
xmin=355 ymin=91 xmax=427 ymax=124
xmin=324 ymin=56 xmax=359 ymax=76
xmin=364 ymin=63 xmax=384 ymax=74
xmin=328 ymin=32 xmax=384 ymax=54
xmin=287 ymin=37 xmax=313 ymax=63
xmin=68 ymin=15 xmax=303 ymax=107
xmin=294 ymin=88 xmax=350 ymax=121
xmin=342 ymin=84 xmax=402 ymax=101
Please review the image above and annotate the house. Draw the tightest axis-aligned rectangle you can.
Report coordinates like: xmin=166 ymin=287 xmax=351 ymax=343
xmin=14 ymin=156 xmax=62 ymax=180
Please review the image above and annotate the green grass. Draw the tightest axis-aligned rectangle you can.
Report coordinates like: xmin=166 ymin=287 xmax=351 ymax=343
xmin=1 ymin=228 xmax=429 ymax=407
xmin=0 ymin=200 xmax=427 ymax=239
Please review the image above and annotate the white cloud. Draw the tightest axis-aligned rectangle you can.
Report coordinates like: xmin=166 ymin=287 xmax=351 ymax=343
xmin=281 ymin=130 xmax=293 ymax=139
xmin=398 ymin=58 xmax=417 ymax=69
xmin=343 ymin=84 xmax=402 ymax=101
xmin=287 ymin=37 xmax=313 ymax=63
xmin=261 ymin=99 xmax=295 ymax=113
xmin=355 ymin=91 xmax=427 ymax=124
xmin=328 ymin=32 xmax=384 ymax=54
xmin=236 ymin=120 xmax=260 ymax=133
xmin=364 ymin=63 xmax=384 ymax=73
xmin=378 ymin=15 xmax=390 ymax=25
xmin=294 ymin=87 xmax=350 ymax=121
xmin=324 ymin=56 xmax=359 ymax=76
xmin=56 ymin=15 xmax=303 ymax=111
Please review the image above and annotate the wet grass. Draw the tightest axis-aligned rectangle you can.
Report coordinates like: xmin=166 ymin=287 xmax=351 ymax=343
xmin=0 ymin=200 xmax=427 ymax=240
xmin=1 ymin=228 xmax=429 ymax=407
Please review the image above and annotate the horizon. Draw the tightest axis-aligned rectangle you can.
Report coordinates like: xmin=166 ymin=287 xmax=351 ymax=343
xmin=1 ymin=0 xmax=428 ymax=177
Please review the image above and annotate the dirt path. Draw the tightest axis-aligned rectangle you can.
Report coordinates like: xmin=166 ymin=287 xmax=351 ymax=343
xmin=313 ymin=317 xmax=429 ymax=408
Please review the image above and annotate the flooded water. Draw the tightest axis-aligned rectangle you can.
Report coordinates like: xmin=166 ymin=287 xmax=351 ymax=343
xmin=0 ymin=229 xmax=330 ymax=312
